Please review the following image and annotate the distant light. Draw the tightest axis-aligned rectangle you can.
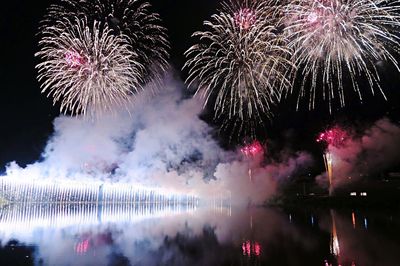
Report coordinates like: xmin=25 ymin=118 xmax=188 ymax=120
xmin=361 ymin=192 xmax=367 ymax=197
xmin=364 ymin=218 xmax=368 ymax=229
xmin=350 ymin=192 xmax=357 ymax=196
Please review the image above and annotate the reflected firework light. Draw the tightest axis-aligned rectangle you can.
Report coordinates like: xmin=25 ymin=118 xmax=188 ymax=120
xmin=242 ymin=240 xmax=261 ymax=257
xmin=0 ymin=202 xmax=198 ymax=232
xmin=330 ymin=210 xmax=340 ymax=257
xmin=75 ymin=239 xmax=90 ymax=255
xmin=74 ymin=231 xmax=113 ymax=255
xmin=352 ymin=211 xmax=356 ymax=229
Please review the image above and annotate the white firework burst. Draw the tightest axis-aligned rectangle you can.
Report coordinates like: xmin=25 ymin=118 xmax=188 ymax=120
xmin=283 ymin=0 xmax=400 ymax=111
xmin=184 ymin=0 xmax=293 ymax=123
xmin=36 ymin=18 xmax=143 ymax=117
xmin=44 ymin=0 xmax=170 ymax=86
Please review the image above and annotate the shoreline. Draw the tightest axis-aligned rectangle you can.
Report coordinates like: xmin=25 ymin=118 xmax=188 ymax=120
xmin=266 ymin=194 xmax=400 ymax=210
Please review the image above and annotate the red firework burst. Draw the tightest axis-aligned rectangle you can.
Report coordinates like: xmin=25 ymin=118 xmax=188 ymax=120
xmin=240 ymin=140 xmax=264 ymax=157
xmin=317 ymin=127 xmax=347 ymax=147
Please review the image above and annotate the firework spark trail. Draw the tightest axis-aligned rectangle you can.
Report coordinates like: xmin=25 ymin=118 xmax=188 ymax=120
xmin=283 ymin=0 xmax=400 ymax=111
xmin=184 ymin=0 xmax=293 ymax=127
xmin=36 ymin=18 xmax=142 ymax=117
xmin=317 ymin=126 xmax=348 ymax=195
xmin=43 ymin=0 xmax=170 ymax=87
xmin=36 ymin=0 xmax=169 ymax=117
xmin=240 ymin=139 xmax=264 ymax=181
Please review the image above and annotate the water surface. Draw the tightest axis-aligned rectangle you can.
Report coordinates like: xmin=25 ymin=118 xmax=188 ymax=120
xmin=0 ymin=203 xmax=399 ymax=266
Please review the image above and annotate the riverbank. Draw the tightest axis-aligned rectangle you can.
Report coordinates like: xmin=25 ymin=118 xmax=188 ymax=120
xmin=267 ymin=194 xmax=400 ymax=210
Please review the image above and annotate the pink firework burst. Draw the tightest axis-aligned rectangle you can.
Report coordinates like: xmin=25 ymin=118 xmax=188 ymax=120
xmin=307 ymin=11 xmax=318 ymax=24
xmin=241 ymin=140 xmax=264 ymax=157
xmin=234 ymin=8 xmax=256 ymax=30
xmin=65 ymin=50 xmax=86 ymax=67
xmin=317 ymin=127 xmax=348 ymax=148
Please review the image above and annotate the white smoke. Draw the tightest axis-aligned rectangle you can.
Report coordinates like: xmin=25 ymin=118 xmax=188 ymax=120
xmin=3 ymin=74 xmax=312 ymax=205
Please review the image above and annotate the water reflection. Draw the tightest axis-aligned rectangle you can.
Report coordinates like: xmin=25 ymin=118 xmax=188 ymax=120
xmin=320 ymin=209 xmax=400 ymax=266
xmin=0 ymin=203 xmax=399 ymax=266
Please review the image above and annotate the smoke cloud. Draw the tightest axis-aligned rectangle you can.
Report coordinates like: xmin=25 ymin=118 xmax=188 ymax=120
xmin=3 ymin=74 xmax=312 ymax=205
xmin=317 ymin=118 xmax=400 ymax=188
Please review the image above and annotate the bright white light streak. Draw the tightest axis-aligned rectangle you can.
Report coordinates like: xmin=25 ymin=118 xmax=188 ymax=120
xmin=0 ymin=176 xmax=198 ymax=205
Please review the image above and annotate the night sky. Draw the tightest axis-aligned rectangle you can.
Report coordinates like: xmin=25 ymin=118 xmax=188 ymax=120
xmin=1 ymin=0 xmax=400 ymax=171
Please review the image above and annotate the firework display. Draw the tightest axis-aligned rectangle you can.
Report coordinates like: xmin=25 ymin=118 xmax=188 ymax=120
xmin=317 ymin=127 xmax=348 ymax=148
xmin=317 ymin=126 xmax=348 ymax=195
xmin=36 ymin=18 xmax=141 ymax=117
xmin=240 ymin=140 xmax=264 ymax=157
xmin=36 ymin=0 xmax=169 ymax=117
xmin=46 ymin=0 xmax=169 ymax=85
xmin=184 ymin=0 xmax=292 ymax=124
xmin=240 ymin=139 xmax=264 ymax=181
xmin=0 ymin=176 xmax=198 ymax=205
xmin=283 ymin=0 xmax=400 ymax=111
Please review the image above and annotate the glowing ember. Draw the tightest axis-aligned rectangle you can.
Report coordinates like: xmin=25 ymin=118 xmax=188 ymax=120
xmin=240 ymin=140 xmax=263 ymax=157
xmin=316 ymin=127 xmax=347 ymax=148
xmin=234 ymin=8 xmax=256 ymax=30
xmin=65 ymin=51 xmax=85 ymax=67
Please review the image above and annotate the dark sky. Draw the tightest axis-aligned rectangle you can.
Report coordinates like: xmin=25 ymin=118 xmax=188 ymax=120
xmin=1 ymin=0 xmax=400 ymax=170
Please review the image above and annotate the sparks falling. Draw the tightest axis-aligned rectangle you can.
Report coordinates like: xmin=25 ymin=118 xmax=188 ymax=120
xmin=36 ymin=18 xmax=142 ymax=117
xmin=184 ymin=0 xmax=292 ymax=129
xmin=283 ymin=0 xmax=400 ymax=111
xmin=234 ymin=8 xmax=256 ymax=30
xmin=43 ymin=0 xmax=169 ymax=87
xmin=36 ymin=0 xmax=170 ymax=117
